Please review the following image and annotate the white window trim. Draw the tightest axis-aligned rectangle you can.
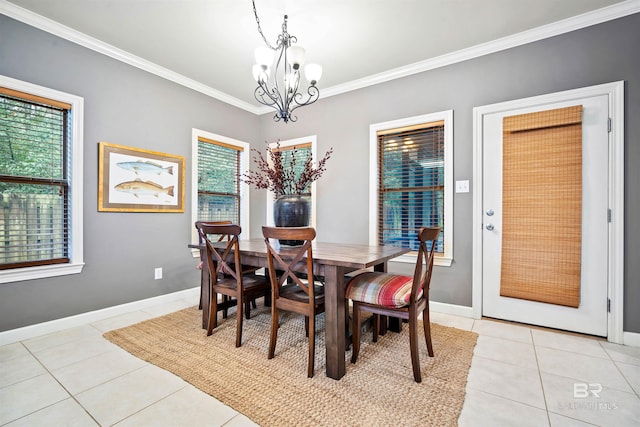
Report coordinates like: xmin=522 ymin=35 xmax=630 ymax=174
xmin=0 ymin=75 xmax=84 ymax=283
xmin=190 ymin=129 xmax=251 ymax=248
xmin=264 ymin=135 xmax=318 ymax=228
xmin=369 ymin=111 xmax=453 ymax=267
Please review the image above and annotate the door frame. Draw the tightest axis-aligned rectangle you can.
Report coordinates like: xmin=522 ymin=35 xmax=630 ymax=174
xmin=471 ymin=81 xmax=625 ymax=343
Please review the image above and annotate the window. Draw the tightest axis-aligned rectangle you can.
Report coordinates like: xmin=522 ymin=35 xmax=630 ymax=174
xmin=370 ymin=111 xmax=453 ymax=266
xmin=265 ymin=136 xmax=318 ymax=227
xmin=191 ymin=129 xmax=250 ymax=243
xmin=197 ymin=138 xmax=241 ymax=223
xmin=0 ymin=76 xmax=84 ymax=283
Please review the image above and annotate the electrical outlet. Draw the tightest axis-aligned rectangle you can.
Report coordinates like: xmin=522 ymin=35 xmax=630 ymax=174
xmin=154 ymin=267 xmax=163 ymax=280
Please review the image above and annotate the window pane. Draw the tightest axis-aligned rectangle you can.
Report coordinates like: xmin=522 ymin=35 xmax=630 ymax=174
xmin=197 ymin=194 xmax=239 ymax=223
xmin=0 ymin=182 xmax=68 ymax=267
xmin=381 ymin=190 xmax=444 ymax=252
xmin=198 ymin=141 xmax=239 ymax=194
xmin=1 ymin=91 xmax=70 ymax=270
xmin=379 ymin=123 xmax=445 ymax=252
xmin=0 ymin=96 xmax=65 ymax=180
xmin=275 ymin=145 xmax=312 ymax=195
xmin=197 ymin=139 xmax=241 ymax=224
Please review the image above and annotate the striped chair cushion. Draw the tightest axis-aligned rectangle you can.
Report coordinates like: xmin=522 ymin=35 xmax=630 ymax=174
xmin=345 ymin=272 xmax=421 ymax=308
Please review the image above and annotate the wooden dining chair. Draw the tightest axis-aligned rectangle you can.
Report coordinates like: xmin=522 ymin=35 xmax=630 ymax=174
xmin=195 ymin=221 xmax=260 ymax=313
xmin=262 ymin=226 xmax=325 ymax=378
xmin=196 ymin=222 xmax=270 ymax=347
xmin=345 ymin=227 xmax=440 ymax=382
xmin=195 ymin=220 xmax=231 ymax=310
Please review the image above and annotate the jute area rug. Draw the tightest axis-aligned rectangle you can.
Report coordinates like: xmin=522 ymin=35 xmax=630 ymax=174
xmin=104 ymin=304 xmax=478 ymax=426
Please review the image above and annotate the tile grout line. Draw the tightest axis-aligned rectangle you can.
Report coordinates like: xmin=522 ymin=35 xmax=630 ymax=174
xmin=530 ymin=329 xmax=553 ymax=426
xmin=0 ymin=306 xmax=186 ymax=426
xmin=599 ymin=340 xmax=640 ymax=400
xmin=108 ymin=383 xmax=191 ymax=426
xmin=463 ymin=319 xmax=552 ymax=420
xmin=10 ymin=309 xmax=171 ymax=427
xmin=11 ymin=340 xmax=103 ymax=427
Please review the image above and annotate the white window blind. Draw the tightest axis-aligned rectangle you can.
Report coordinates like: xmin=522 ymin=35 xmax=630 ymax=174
xmin=273 ymin=142 xmax=312 ymax=196
xmin=0 ymin=88 xmax=70 ymax=269
xmin=378 ymin=121 xmax=445 ymax=253
xmin=197 ymin=137 xmax=241 ymax=223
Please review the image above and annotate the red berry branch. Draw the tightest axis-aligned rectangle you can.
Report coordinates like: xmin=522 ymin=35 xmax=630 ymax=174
xmin=239 ymin=141 xmax=333 ymax=197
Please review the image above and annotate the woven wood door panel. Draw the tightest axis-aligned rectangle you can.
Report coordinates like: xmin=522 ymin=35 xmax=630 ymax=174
xmin=500 ymin=105 xmax=583 ymax=308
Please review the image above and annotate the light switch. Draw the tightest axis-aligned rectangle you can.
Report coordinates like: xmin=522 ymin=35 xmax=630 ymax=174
xmin=455 ymin=180 xmax=470 ymax=193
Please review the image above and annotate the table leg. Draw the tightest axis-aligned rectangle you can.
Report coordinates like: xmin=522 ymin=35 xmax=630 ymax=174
xmin=323 ymin=264 xmax=346 ymax=380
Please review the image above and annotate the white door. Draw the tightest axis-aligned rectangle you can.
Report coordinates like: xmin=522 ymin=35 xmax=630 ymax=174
xmin=482 ymin=94 xmax=609 ymax=336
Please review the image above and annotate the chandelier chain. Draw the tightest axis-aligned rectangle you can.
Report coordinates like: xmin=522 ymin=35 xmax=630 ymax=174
xmin=252 ymin=0 xmax=277 ymax=50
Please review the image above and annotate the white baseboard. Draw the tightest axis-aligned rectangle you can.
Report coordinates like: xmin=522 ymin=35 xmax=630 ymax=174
xmin=0 ymin=287 xmax=200 ymax=346
xmin=623 ymin=331 xmax=640 ymax=348
xmin=430 ymin=301 xmax=474 ymax=318
xmin=4 ymin=290 xmax=636 ymax=348
xmin=434 ymin=301 xmax=639 ymax=347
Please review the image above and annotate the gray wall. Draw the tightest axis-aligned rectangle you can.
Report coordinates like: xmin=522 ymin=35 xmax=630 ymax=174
xmin=257 ymin=13 xmax=640 ymax=332
xmin=0 ymin=15 xmax=260 ymax=331
xmin=1 ymin=12 xmax=638 ymax=333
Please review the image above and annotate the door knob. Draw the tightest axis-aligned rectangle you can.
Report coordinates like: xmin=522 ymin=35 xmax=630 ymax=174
xmin=486 ymin=209 xmax=494 ymax=216
xmin=486 ymin=223 xmax=495 ymax=231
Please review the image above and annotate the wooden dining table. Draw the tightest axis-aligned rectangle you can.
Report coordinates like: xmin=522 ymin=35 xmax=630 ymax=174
xmin=191 ymin=238 xmax=409 ymax=380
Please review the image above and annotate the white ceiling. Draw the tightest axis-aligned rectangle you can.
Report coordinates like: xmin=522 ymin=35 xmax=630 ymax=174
xmin=2 ymin=0 xmax=631 ymax=113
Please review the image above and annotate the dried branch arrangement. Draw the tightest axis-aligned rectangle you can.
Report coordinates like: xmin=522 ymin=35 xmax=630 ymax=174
xmin=240 ymin=141 xmax=333 ymax=196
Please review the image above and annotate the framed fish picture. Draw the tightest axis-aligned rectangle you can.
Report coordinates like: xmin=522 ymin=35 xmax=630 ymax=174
xmin=98 ymin=142 xmax=185 ymax=212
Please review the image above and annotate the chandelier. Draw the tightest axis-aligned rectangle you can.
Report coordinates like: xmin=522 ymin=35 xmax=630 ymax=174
xmin=251 ymin=0 xmax=322 ymax=123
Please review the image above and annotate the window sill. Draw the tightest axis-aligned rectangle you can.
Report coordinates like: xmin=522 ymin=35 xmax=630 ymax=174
xmin=389 ymin=254 xmax=452 ymax=267
xmin=0 ymin=262 xmax=85 ymax=284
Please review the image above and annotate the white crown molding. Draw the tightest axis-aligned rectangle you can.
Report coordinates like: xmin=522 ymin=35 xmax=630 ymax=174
xmin=0 ymin=0 xmax=263 ymax=114
xmin=2 ymin=0 xmax=639 ymax=116
xmin=320 ymin=0 xmax=640 ymax=100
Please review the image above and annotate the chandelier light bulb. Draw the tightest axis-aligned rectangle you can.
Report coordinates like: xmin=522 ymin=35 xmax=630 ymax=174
xmin=285 ymin=72 xmax=300 ymax=94
xmin=304 ymin=63 xmax=322 ymax=85
xmin=252 ymin=64 xmax=269 ymax=83
xmin=286 ymin=46 xmax=306 ymax=70
xmin=255 ymin=46 xmax=274 ymax=67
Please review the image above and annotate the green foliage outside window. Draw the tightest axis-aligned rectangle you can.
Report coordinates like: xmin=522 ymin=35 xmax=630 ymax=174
xmin=1 ymin=93 xmax=69 ymax=268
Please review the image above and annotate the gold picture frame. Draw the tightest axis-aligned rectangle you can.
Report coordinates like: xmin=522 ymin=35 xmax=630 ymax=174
xmin=98 ymin=142 xmax=185 ymax=212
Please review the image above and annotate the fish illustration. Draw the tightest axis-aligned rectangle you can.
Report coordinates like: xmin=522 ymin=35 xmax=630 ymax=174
xmin=114 ymin=179 xmax=175 ymax=198
xmin=116 ymin=160 xmax=173 ymax=175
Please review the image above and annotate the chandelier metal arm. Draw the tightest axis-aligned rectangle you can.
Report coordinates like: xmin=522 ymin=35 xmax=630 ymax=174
xmin=290 ymin=85 xmax=320 ymax=112
xmin=251 ymin=0 xmax=321 ymax=123
xmin=254 ymin=83 xmax=283 ymax=109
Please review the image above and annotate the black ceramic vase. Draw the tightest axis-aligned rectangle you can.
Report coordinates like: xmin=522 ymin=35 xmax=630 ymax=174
xmin=274 ymin=194 xmax=310 ymax=246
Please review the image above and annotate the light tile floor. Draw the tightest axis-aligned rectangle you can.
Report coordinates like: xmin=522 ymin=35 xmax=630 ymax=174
xmin=1 ymin=296 xmax=639 ymax=426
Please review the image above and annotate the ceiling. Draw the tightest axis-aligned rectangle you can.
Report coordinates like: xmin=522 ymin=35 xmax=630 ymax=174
xmin=2 ymin=0 xmax=629 ymax=113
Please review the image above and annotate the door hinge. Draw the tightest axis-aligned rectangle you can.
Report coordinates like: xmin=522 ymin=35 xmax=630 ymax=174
xmin=608 ymin=117 xmax=612 ymax=133
xmin=608 ymin=209 xmax=612 ymax=223
xmin=607 ymin=298 xmax=611 ymax=312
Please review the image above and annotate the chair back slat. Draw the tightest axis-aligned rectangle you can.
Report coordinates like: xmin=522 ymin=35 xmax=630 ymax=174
xmin=195 ymin=220 xmax=233 ymax=244
xmin=348 ymin=225 xmax=441 ymax=382
xmin=411 ymin=227 xmax=440 ymax=303
xmin=197 ymin=223 xmax=242 ymax=282
xmin=262 ymin=226 xmax=323 ymax=377
xmin=195 ymin=221 xmax=270 ymax=347
xmin=262 ymin=226 xmax=316 ymax=299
